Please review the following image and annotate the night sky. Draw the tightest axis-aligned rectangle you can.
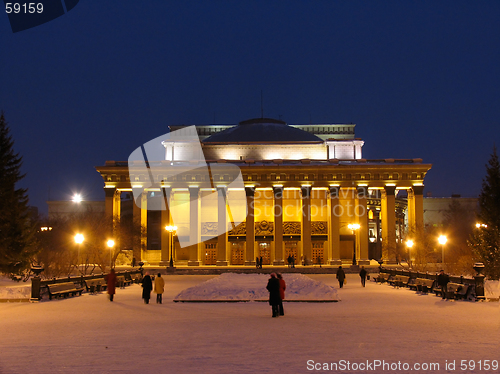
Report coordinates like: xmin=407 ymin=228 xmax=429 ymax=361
xmin=1 ymin=1 xmax=499 ymax=215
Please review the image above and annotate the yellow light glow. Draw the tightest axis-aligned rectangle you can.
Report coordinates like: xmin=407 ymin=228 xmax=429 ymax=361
xmin=438 ymin=235 xmax=447 ymax=245
xmin=107 ymin=239 xmax=115 ymax=248
xmin=348 ymin=223 xmax=360 ymax=231
xmin=72 ymin=194 xmax=82 ymax=203
xmin=406 ymin=240 xmax=414 ymax=248
xmin=132 ymin=185 xmax=143 ymax=188
xmin=165 ymin=225 xmax=178 ymax=232
xmin=74 ymin=233 xmax=84 ymax=244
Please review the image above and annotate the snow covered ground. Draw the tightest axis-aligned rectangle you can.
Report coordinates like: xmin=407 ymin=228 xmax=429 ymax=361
xmin=1 ymin=273 xmax=499 ymax=374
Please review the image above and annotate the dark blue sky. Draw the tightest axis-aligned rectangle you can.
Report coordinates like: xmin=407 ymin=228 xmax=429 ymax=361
xmin=2 ymin=1 xmax=499 ymax=215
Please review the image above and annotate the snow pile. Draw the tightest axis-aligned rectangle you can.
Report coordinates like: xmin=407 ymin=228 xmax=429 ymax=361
xmin=485 ymin=280 xmax=500 ymax=299
xmin=174 ymin=273 xmax=339 ymax=301
xmin=0 ymin=284 xmax=31 ymax=300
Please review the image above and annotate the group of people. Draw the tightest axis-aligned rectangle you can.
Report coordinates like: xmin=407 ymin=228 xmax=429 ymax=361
xmin=104 ymin=270 xmax=165 ymax=304
xmin=266 ymin=273 xmax=286 ymax=317
xmin=335 ymin=265 xmax=368 ymax=288
xmin=255 ymin=256 xmax=264 ymax=268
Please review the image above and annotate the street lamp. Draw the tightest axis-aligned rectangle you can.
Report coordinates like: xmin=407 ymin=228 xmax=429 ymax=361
xmin=165 ymin=225 xmax=177 ymax=268
xmin=107 ymin=239 xmax=115 ymax=269
xmin=476 ymin=223 xmax=488 ymax=229
xmin=74 ymin=233 xmax=84 ymax=271
xmin=348 ymin=223 xmax=360 ymax=265
xmin=406 ymin=239 xmax=414 ymax=268
xmin=438 ymin=235 xmax=447 ymax=268
xmin=72 ymin=193 xmax=83 ymax=203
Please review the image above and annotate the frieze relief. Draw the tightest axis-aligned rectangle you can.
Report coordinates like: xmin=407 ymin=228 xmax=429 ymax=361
xmin=201 ymin=222 xmax=218 ymax=236
xmin=311 ymin=221 xmax=328 ymax=235
xmin=228 ymin=222 xmax=246 ymax=235
xmin=283 ymin=222 xmax=301 ymax=235
xmin=255 ymin=220 xmax=274 ymax=236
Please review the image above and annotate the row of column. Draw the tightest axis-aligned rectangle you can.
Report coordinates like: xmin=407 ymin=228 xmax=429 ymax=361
xmin=105 ymin=185 xmax=425 ymax=265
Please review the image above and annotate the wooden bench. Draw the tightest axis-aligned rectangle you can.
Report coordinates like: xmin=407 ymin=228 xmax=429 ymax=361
xmin=47 ymin=282 xmax=84 ymax=300
xmin=116 ymin=275 xmax=131 ymax=288
xmin=85 ymin=278 xmax=107 ymax=294
xmin=375 ymin=273 xmax=391 ymax=283
xmin=409 ymin=278 xmax=435 ymax=293
xmin=388 ymin=275 xmax=410 ymax=288
xmin=445 ymin=282 xmax=469 ymax=300
xmin=130 ymin=273 xmax=141 ymax=283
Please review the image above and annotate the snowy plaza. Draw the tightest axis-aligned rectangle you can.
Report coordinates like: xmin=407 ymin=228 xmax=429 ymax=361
xmin=1 ymin=273 xmax=499 ymax=374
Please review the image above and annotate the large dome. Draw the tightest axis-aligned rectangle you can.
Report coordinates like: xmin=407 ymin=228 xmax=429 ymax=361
xmin=202 ymin=118 xmax=323 ymax=143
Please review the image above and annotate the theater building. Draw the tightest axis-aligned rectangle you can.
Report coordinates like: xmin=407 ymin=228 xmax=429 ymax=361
xmin=96 ymin=118 xmax=431 ymax=266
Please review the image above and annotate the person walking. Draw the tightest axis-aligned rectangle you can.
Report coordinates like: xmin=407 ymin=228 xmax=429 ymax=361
xmin=266 ymin=273 xmax=281 ymax=317
xmin=277 ymin=273 xmax=286 ymax=316
xmin=336 ymin=266 xmax=346 ymax=288
xmin=106 ymin=268 xmax=117 ymax=302
xmin=141 ymin=272 xmax=153 ymax=304
xmin=154 ymin=273 xmax=165 ymax=304
xmin=437 ymin=269 xmax=450 ymax=299
xmin=359 ymin=266 xmax=367 ymax=287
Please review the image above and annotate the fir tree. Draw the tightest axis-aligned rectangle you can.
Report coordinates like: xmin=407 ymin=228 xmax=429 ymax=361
xmin=0 ymin=112 xmax=36 ymax=274
xmin=469 ymin=147 xmax=500 ymax=279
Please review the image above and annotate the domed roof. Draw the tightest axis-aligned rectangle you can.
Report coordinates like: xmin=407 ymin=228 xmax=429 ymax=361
xmin=202 ymin=118 xmax=323 ymax=143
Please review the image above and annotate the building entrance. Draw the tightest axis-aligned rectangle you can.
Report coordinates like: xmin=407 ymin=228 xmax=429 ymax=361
xmin=231 ymin=242 xmax=244 ymax=265
xmin=285 ymin=241 xmax=298 ymax=265
xmin=258 ymin=242 xmax=271 ymax=265
xmin=204 ymin=243 xmax=217 ymax=265
xmin=312 ymin=242 xmax=324 ymax=265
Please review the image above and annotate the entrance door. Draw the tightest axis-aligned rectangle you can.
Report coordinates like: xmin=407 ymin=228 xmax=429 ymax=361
xmin=231 ymin=242 xmax=244 ymax=265
xmin=258 ymin=242 xmax=271 ymax=265
xmin=312 ymin=242 xmax=324 ymax=265
xmin=285 ymin=241 xmax=298 ymax=264
xmin=204 ymin=243 xmax=217 ymax=265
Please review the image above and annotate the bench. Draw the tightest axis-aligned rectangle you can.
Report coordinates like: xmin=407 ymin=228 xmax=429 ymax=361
xmin=445 ymin=283 xmax=470 ymax=300
xmin=388 ymin=275 xmax=410 ymax=288
xmin=47 ymin=282 xmax=84 ymax=300
xmin=409 ymin=278 xmax=435 ymax=293
xmin=130 ymin=273 xmax=142 ymax=283
xmin=116 ymin=275 xmax=131 ymax=288
xmin=375 ymin=273 xmax=391 ymax=283
xmin=85 ymin=278 xmax=107 ymax=294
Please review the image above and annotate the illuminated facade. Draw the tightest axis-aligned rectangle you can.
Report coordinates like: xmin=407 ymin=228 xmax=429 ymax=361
xmin=96 ymin=118 xmax=431 ymax=266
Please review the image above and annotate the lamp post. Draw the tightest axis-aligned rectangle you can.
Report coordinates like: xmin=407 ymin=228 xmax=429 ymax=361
xmin=165 ymin=225 xmax=177 ymax=268
xmin=348 ymin=223 xmax=360 ymax=266
xmin=406 ymin=239 xmax=414 ymax=268
xmin=438 ymin=235 xmax=447 ymax=268
xmin=74 ymin=233 xmax=84 ymax=272
xmin=107 ymin=239 xmax=115 ymax=269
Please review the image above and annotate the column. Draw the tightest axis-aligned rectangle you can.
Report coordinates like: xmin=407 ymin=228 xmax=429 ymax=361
xmin=217 ymin=186 xmax=228 ymax=266
xmin=329 ymin=186 xmax=341 ymax=265
xmin=140 ymin=192 xmax=148 ymax=261
xmin=245 ymin=186 xmax=255 ymax=266
xmin=273 ymin=186 xmax=284 ymax=265
xmin=301 ymin=186 xmax=312 ymax=265
xmin=159 ymin=188 xmax=171 ymax=266
xmin=356 ymin=186 xmax=370 ymax=265
xmin=411 ymin=185 xmax=425 ymax=231
xmin=188 ymin=186 xmax=200 ymax=266
xmin=381 ymin=185 xmax=397 ymax=263
xmin=132 ymin=192 xmax=142 ymax=263
xmin=104 ymin=188 xmax=115 ymax=220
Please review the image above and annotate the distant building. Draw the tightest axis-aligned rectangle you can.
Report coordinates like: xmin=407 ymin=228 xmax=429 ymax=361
xmin=47 ymin=200 xmax=105 ymax=220
xmin=96 ymin=118 xmax=431 ymax=266
xmin=423 ymin=195 xmax=478 ymax=228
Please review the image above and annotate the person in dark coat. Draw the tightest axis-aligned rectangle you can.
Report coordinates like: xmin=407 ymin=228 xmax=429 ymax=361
xmin=266 ymin=273 xmax=281 ymax=317
xmin=359 ymin=266 xmax=367 ymax=287
xmin=277 ymin=273 xmax=286 ymax=316
xmin=141 ymin=272 xmax=153 ymax=304
xmin=336 ymin=266 xmax=346 ymax=288
xmin=437 ymin=269 xmax=450 ymax=299
xmin=106 ymin=268 xmax=117 ymax=301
